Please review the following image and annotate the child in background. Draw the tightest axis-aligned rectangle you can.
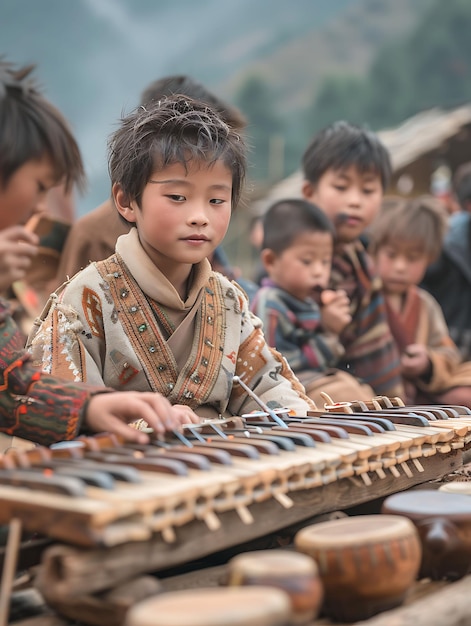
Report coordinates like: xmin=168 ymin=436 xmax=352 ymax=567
xmin=0 ymin=59 xmax=196 ymax=446
xmin=251 ymin=199 xmax=375 ymax=406
xmin=28 ymin=96 xmax=315 ymax=419
xmin=421 ymin=162 xmax=471 ymax=360
xmin=369 ymin=195 xmax=471 ymax=407
xmin=301 ymin=121 xmax=404 ymax=400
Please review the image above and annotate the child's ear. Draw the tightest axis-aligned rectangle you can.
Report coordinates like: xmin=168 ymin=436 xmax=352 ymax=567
xmin=261 ymin=248 xmax=277 ymax=271
xmin=302 ymin=180 xmax=315 ymax=201
xmin=113 ymin=183 xmax=137 ymax=223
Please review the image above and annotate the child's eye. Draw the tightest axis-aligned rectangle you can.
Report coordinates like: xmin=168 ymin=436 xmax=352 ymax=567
xmin=363 ymin=188 xmax=376 ymax=195
xmin=210 ymin=198 xmax=226 ymax=205
xmin=37 ymin=182 xmax=47 ymax=193
xmin=167 ymin=194 xmax=185 ymax=202
xmin=334 ymin=185 xmax=347 ymax=192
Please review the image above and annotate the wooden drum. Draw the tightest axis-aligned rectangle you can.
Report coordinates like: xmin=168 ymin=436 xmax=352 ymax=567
xmin=439 ymin=481 xmax=471 ymax=495
xmin=294 ymin=515 xmax=421 ymax=622
xmin=382 ymin=490 xmax=471 ymax=581
xmin=227 ymin=549 xmax=323 ymax=625
xmin=125 ymin=587 xmax=291 ymax=626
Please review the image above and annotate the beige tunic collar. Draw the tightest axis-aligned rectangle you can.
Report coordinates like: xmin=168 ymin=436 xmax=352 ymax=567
xmin=115 ymin=228 xmax=212 ymax=311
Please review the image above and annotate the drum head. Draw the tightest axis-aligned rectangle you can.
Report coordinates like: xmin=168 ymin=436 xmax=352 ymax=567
xmin=125 ymin=586 xmax=291 ymax=626
xmin=295 ymin=514 xmax=415 ymax=549
xmin=229 ymin=549 xmax=317 ymax=577
xmin=439 ymin=482 xmax=471 ymax=495
xmin=383 ymin=490 xmax=471 ymax=521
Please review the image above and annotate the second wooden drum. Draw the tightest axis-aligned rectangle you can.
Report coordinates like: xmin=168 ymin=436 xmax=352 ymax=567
xmin=227 ymin=549 xmax=323 ymax=625
xmin=294 ymin=514 xmax=421 ymax=622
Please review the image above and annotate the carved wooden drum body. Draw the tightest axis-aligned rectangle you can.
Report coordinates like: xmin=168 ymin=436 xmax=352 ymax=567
xmin=382 ymin=490 xmax=471 ymax=580
xmin=227 ymin=549 xmax=323 ymax=625
xmin=294 ymin=515 xmax=421 ymax=622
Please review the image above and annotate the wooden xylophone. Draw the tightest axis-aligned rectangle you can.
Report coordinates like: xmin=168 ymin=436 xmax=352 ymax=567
xmin=0 ymin=400 xmax=469 ymax=551
xmin=0 ymin=398 xmax=470 ymax=607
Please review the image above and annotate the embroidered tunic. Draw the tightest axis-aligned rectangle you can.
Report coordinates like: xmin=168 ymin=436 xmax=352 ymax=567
xmin=28 ymin=230 xmax=314 ymax=417
xmin=0 ymin=298 xmax=104 ymax=445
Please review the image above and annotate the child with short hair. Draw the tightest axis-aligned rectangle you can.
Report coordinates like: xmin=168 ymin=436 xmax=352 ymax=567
xmin=301 ymin=121 xmax=404 ymax=399
xmin=0 ymin=58 xmax=196 ymax=446
xmin=28 ymin=96 xmax=315 ymax=418
xmin=55 ymin=74 xmax=247 ymax=285
xmin=251 ymin=198 xmax=375 ymax=406
xmin=369 ymin=195 xmax=471 ymax=407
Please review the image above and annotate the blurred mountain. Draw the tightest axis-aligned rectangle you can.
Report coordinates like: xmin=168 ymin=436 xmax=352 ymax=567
xmin=0 ymin=0 xmax=433 ymax=214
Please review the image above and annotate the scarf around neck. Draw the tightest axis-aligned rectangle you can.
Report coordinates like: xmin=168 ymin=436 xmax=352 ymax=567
xmin=115 ymin=228 xmax=212 ymax=312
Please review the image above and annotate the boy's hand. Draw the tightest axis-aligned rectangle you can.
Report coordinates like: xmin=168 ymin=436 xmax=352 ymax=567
xmin=320 ymin=289 xmax=352 ymax=335
xmin=0 ymin=226 xmax=39 ymax=292
xmin=401 ymin=344 xmax=431 ymax=379
xmin=84 ymin=392 xmax=200 ymax=444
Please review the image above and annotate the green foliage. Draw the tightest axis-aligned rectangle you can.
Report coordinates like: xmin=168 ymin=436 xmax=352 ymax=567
xmin=304 ymin=75 xmax=368 ymax=131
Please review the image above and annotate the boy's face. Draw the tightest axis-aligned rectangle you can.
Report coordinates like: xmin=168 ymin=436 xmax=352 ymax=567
xmin=0 ymin=156 xmax=57 ymax=230
xmin=262 ymin=230 xmax=333 ymax=301
xmin=115 ymin=159 xmax=232 ymax=277
xmin=302 ymin=165 xmax=383 ymax=243
xmin=374 ymin=239 xmax=430 ymax=296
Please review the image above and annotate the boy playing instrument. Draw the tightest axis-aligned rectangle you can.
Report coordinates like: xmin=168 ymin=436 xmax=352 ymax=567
xmin=55 ymin=74 xmax=247 ymax=285
xmin=28 ymin=96 xmax=315 ymax=418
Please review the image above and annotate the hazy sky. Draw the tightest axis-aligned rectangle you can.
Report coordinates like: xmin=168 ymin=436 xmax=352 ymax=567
xmin=1 ymin=0 xmax=355 ymax=215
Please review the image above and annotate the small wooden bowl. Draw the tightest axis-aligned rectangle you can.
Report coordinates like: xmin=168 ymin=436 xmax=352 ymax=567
xmin=294 ymin=515 xmax=421 ymax=622
xmin=125 ymin=586 xmax=291 ymax=626
xmin=382 ymin=490 xmax=471 ymax=580
xmin=227 ymin=549 xmax=323 ymax=625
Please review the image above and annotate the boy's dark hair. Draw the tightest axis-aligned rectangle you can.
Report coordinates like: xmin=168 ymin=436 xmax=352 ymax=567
xmin=108 ymin=95 xmax=246 ymax=210
xmin=140 ymin=75 xmax=247 ymax=132
xmin=262 ymin=198 xmax=335 ymax=254
xmin=302 ymin=121 xmax=392 ymax=190
xmin=0 ymin=59 xmax=85 ymax=192
xmin=453 ymin=162 xmax=471 ymax=210
xmin=368 ymin=194 xmax=448 ymax=261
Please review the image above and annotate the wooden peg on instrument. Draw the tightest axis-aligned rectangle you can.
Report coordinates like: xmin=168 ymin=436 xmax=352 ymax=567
xmin=322 ymin=397 xmax=355 ymax=414
xmin=273 ymin=492 xmax=294 ymax=509
xmin=389 ymin=396 xmax=406 ymax=407
xmin=235 ymin=504 xmax=254 ymax=525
